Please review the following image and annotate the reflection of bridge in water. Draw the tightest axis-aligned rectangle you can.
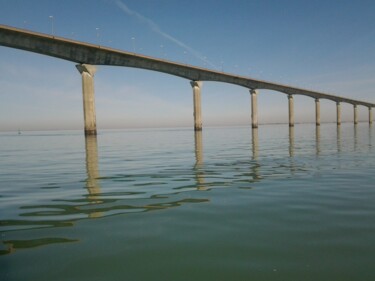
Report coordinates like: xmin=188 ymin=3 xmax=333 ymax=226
xmin=1 ymin=126 xmax=366 ymax=255
xmin=0 ymin=24 xmax=374 ymax=136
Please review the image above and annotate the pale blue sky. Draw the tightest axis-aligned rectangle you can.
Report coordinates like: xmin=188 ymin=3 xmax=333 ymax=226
xmin=1 ymin=0 xmax=375 ymax=131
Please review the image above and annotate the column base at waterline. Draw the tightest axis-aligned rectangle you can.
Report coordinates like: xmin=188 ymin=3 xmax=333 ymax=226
xmin=85 ymin=129 xmax=97 ymax=136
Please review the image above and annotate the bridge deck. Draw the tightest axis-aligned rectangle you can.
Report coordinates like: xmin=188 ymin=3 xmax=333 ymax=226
xmin=0 ymin=24 xmax=374 ymax=108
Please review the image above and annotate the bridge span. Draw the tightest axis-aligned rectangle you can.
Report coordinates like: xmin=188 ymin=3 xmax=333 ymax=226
xmin=1 ymin=24 xmax=374 ymax=134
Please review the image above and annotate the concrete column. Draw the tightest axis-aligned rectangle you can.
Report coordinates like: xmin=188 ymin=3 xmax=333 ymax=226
xmin=190 ymin=81 xmax=203 ymax=131
xmin=336 ymin=102 xmax=341 ymax=126
xmin=250 ymin=89 xmax=258 ymax=128
xmin=288 ymin=94 xmax=294 ymax=127
xmin=354 ymin=104 xmax=358 ymax=125
xmin=315 ymin=98 xmax=320 ymax=126
xmin=369 ymin=107 xmax=373 ymax=125
xmin=76 ymin=64 xmax=97 ymax=135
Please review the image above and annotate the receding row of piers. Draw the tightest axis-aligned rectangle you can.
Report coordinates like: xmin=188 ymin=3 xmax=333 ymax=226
xmin=249 ymin=89 xmax=373 ymax=129
xmin=191 ymin=82 xmax=373 ymax=131
xmin=76 ymin=63 xmax=373 ymax=135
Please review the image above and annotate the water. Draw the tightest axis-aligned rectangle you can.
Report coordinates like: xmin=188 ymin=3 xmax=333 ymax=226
xmin=1 ymin=124 xmax=375 ymax=281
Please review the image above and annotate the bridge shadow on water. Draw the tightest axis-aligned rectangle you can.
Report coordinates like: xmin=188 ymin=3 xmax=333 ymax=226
xmin=0 ymin=124 xmax=370 ymax=255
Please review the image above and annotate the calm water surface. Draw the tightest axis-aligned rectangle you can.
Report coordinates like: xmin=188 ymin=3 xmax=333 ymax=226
xmin=1 ymin=124 xmax=375 ymax=281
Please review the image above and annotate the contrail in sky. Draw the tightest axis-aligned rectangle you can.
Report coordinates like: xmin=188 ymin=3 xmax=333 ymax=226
xmin=114 ymin=0 xmax=215 ymax=68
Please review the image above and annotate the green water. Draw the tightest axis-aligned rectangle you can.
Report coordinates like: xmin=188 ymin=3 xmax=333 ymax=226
xmin=1 ymin=124 xmax=375 ymax=280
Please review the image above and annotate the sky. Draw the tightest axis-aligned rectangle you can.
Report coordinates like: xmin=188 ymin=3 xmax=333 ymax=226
xmin=0 ymin=0 xmax=375 ymax=131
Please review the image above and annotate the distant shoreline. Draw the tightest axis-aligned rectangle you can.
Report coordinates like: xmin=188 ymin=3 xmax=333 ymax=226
xmin=0 ymin=121 xmax=371 ymax=134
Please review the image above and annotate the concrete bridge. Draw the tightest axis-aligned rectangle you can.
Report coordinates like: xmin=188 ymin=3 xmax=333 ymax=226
xmin=1 ymin=24 xmax=374 ymax=135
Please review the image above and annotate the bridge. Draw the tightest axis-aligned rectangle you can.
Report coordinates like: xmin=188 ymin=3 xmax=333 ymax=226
xmin=1 ymin=24 xmax=374 ymax=135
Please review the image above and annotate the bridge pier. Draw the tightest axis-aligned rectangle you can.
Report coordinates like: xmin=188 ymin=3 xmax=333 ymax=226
xmin=250 ymin=89 xmax=258 ymax=128
xmin=336 ymin=102 xmax=341 ymax=126
xmin=288 ymin=94 xmax=294 ymax=127
xmin=315 ymin=98 xmax=320 ymax=126
xmin=354 ymin=104 xmax=358 ymax=125
xmin=191 ymin=81 xmax=202 ymax=131
xmin=369 ymin=107 xmax=373 ymax=124
xmin=76 ymin=64 xmax=97 ymax=135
